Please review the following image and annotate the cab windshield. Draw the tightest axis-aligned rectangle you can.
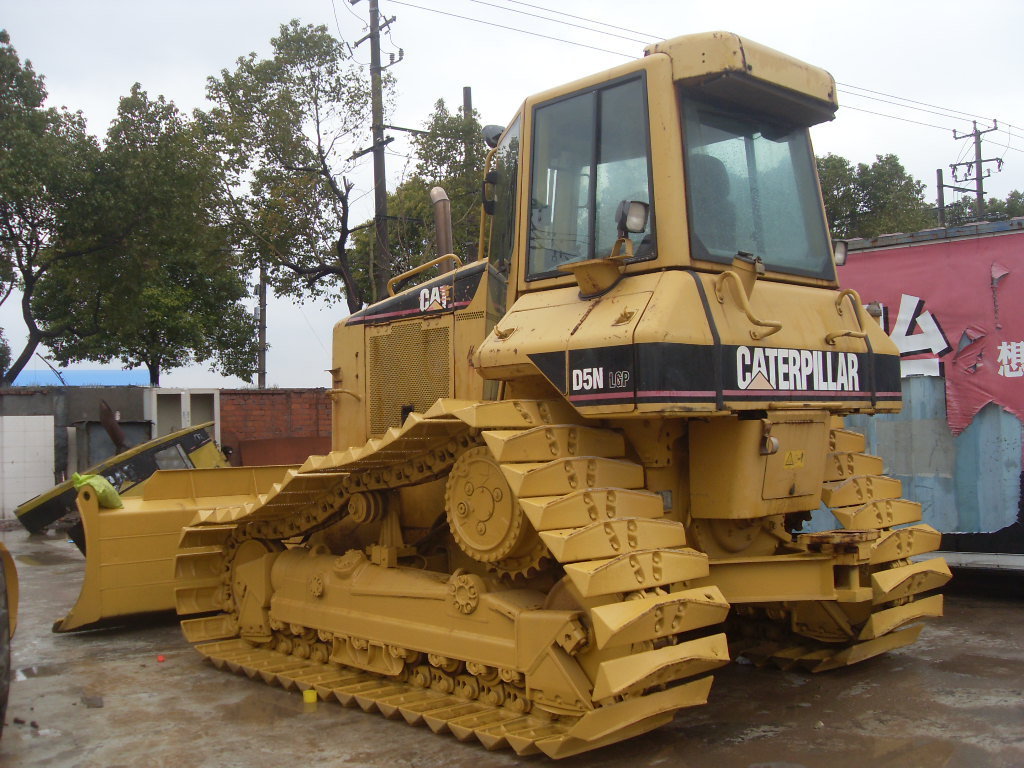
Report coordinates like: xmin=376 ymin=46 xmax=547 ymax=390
xmin=682 ymin=96 xmax=833 ymax=280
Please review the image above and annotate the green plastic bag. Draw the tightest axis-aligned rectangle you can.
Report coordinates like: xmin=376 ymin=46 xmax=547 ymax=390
xmin=72 ymin=473 xmax=123 ymax=509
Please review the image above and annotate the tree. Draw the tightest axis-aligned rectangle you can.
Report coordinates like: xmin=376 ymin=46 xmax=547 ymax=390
xmin=204 ymin=20 xmax=379 ymax=313
xmin=1 ymin=29 xmax=258 ymax=386
xmin=817 ymin=153 xmax=933 ymax=239
xmin=350 ymin=98 xmax=486 ymax=293
xmin=34 ymin=85 xmax=259 ymax=385
xmin=0 ymin=30 xmax=115 ymax=385
xmin=939 ymin=189 xmax=1023 ymax=227
xmin=984 ymin=190 xmax=1024 ymax=220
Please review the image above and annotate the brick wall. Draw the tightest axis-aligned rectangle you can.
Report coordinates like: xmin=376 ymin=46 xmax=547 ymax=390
xmin=219 ymin=388 xmax=331 ymax=441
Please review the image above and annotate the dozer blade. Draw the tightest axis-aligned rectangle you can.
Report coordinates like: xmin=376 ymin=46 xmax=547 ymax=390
xmin=54 ymin=465 xmax=296 ymax=632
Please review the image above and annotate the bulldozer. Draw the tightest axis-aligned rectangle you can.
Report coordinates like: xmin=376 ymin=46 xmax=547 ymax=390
xmin=57 ymin=31 xmax=949 ymax=758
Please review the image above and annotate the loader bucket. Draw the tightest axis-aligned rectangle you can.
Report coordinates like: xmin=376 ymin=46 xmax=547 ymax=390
xmin=53 ymin=465 xmax=298 ymax=633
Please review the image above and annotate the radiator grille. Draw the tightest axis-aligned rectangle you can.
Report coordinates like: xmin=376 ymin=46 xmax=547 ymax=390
xmin=368 ymin=321 xmax=452 ymax=435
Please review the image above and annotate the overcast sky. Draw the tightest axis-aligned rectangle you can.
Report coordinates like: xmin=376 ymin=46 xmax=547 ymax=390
xmin=3 ymin=0 xmax=1023 ymax=389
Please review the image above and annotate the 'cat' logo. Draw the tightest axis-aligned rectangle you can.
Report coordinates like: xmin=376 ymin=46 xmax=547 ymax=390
xmin=419 ymin=285 xmax=451 ymax=312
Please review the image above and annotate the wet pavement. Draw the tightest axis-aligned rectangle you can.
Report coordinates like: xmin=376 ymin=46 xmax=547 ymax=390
xmin=1 ymin=528 xmax=1022 ymax=768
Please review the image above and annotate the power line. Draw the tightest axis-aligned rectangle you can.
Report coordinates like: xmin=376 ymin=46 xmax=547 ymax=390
xmin=499 ymin=0 xmax=657 ymax=41
xmin=385 ymin=0 xmax=1021 ymax=174
xmin=839 ymin=104 xmax=958 ymax=132
xmin=385 ymin=1 xmax=632 ymax=57
xmin=836 ymin=89 xmax=975 ymax=127
xmin=466 ymin=0 xmax=651 ymax=45
xmin=835 ymin=81 xmax=998 ymax=125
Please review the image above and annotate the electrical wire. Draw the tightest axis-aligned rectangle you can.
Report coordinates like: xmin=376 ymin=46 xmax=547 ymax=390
xmin=465 ymin=0 xmax=651 ymax=45
xmin=379 ymin=1 xmax=1021 ymax=188
xmin=470 ymin=2 xmax=1023 ymax=147
xmin=384 ymin=0 xmax=632 ymax=57
xmin=498 ymin=0 xmax=657 ymax=41
xmin=836 ymin=89 xmax=975 ymax=128
xmin=838 ymin=104 xmax=957 ymax=132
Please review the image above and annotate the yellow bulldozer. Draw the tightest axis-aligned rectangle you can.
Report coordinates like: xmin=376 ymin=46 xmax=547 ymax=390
xmin=57 ymin=31 xmax=949 ymax=758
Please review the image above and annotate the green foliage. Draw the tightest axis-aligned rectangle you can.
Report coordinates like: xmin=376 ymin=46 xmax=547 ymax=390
xmin=938 ymin=189 xmax=1022 ymax=227
xmin=817 ymin=153 xmax=933 ymax=239
xmin=36 ymin=85 xmax=258 ymax=385
xmin=350 ymin=98 xmax=486 ymax=297
xmin=204 ymin=20 xmax=378 ymax=313
xmin=0 ymin=29 xmax=257 ymax=386
xmin=982 ymin=190 xmax=1024 ymax=220
xmin=0 ymin=30 xmax=109 ymax=384
xmin=0 ymin=328 xmax=10 ymax=376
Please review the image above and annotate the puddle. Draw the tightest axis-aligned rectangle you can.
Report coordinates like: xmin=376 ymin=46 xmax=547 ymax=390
xmin=14 ymin=664 xmax=67 ymax=681
xmin=16 ymin=550 xmax=81 ymax=566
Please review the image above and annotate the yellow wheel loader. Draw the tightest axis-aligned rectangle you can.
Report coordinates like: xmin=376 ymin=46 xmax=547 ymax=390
xmin=58 ymin=31 xmax=948 ymax=757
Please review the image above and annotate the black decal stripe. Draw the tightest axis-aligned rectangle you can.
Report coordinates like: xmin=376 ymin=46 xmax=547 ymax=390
xmin=864 ymin=333 xmax=877 ymax=407
xmin=528 ymin=351 xmax=568 ymax=394
xmin=688 ymin=272 xmax=724 ymax=410
xmin=347 ymin=263 xmax=487 ymax=326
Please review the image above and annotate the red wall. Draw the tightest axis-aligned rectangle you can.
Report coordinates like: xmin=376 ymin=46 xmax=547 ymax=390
xmin=219 ymin=389 xmax=331 ymax=465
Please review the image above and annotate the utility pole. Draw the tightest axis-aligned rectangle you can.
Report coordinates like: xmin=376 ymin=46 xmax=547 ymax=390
xmin=950 ymin=120 xmax=1003 ymax=220
xmin=257 ymin=261 xmax=267 ymax=388
xmin=935 ymin=168 xmax=976 ymax=228
xmin=350 ymin=0 xmax=404 ymax=302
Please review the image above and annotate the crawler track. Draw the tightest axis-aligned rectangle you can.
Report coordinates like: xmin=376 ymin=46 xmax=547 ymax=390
xmin=173 ymin=400 xmax=730 ymax=758
xmin=730 ymin=424 xmax=950 ymax=672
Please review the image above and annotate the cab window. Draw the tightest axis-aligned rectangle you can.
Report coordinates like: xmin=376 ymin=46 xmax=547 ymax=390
xmin=682 ymin=96 xmax=833 ymax=280
xmin=527 ymin=76 xmax=654 ymax=280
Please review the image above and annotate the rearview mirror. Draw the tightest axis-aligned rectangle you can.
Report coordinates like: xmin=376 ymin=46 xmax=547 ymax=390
xmin=832 ymin=239 xmax=849 ymax=266
xmin=616 ymin=200 xmax=649 ymax=236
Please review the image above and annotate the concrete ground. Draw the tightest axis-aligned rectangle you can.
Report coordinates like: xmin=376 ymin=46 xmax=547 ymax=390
xmin=1 ymin=528 xmax=1022 ymax=768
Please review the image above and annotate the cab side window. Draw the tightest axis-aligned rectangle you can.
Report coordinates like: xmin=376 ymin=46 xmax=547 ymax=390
xmin=527 ymin=76 xmax=654 ymax=280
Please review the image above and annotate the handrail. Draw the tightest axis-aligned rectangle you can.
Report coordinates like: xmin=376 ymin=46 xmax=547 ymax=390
xmin=826 ymin=289 xmax=870 ymax=345
xmin=713 ymin=270 xmax=783 ymax=340
xmin=386 ymin=254 xmax=464 ymax=297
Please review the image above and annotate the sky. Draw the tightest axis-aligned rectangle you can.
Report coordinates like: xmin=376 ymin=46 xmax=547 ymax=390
xmin=2 ymin=0 xmax=1023 ymax=389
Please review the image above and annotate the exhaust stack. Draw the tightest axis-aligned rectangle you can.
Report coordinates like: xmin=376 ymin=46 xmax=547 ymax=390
xmin=430 ymin=186 xmax=455 ymax=270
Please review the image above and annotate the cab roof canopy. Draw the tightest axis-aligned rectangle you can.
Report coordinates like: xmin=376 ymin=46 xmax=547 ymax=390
xmin=645 ymin=31 xmax=838 ymax=127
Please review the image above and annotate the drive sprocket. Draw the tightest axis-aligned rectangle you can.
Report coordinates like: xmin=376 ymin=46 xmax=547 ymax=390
xmin=444 ymin=446 xmax=548 ymax=579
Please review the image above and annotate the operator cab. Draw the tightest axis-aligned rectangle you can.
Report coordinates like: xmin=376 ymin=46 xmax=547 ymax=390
xmin=480 ymin=31 xmax=841 ymax=300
